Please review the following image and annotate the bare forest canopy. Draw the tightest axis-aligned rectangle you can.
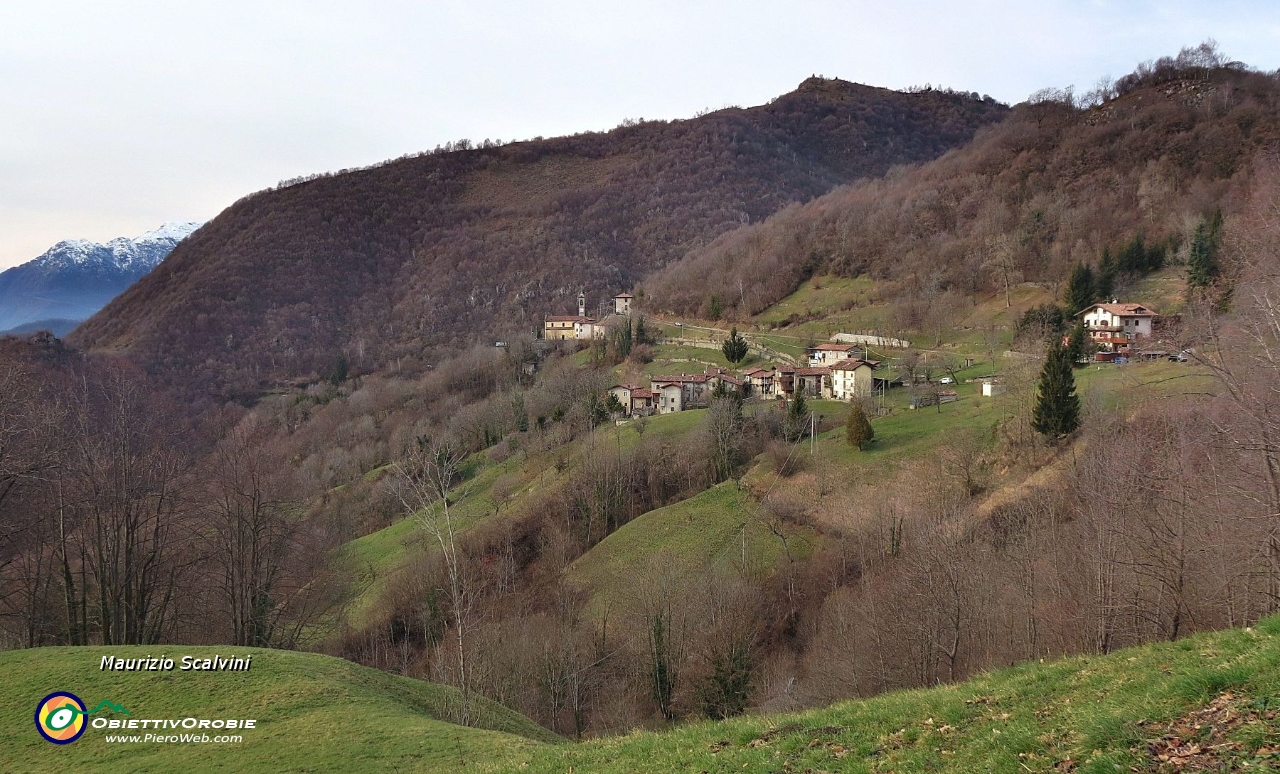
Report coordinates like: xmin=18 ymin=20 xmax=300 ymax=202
xmin=69 ymin=78 xmax=1007 ymax=405
xmin=647 ymin=52 xmax=1280 ymax=324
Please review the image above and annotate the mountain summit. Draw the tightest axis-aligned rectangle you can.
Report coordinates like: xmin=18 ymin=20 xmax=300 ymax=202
xmin=70 ymin=80 xmax=1007 ymax=401
xmin=0 ymin=221 xmax=200 ymax=334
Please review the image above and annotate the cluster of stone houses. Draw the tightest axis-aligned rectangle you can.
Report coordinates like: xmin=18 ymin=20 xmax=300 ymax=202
xmin=543 ymin=292 xmax=633 ymax=341
xmin=609 ymin=343 xmax=888 ymax=417
xmin=581 ymin=297 xmax=1168 ymax=422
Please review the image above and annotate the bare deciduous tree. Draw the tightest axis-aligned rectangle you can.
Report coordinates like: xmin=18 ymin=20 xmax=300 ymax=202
xmin=392 ymin=434 xmax=478 ymax=725
xmin=204 ymin=414 xmax=297 ymax=646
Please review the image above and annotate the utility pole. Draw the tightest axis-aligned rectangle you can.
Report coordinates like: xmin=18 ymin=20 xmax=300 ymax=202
xmin=810 ymin=411 xmax=815 ymax=455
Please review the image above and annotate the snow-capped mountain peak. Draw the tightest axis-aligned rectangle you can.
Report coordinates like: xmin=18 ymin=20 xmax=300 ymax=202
xmin=0 ymin=221 xmax=203 ymax=332
xmin=29 ymin=222 xmax=201 ymax=272
xmin=135 ymin=221 xmax=202 ymax=245
xmin=45 ymin=239 xmax=99 ymax=265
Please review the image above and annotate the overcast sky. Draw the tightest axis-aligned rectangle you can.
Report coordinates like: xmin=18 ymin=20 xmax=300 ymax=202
xmin=2 ymin=1 xmax=1278 ymax=269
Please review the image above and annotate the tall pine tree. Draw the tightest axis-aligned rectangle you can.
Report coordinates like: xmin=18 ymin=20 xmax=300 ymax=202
xmin=1032 ymin=340 xmax=1081 ymax=440
xmin=786 ymin=390 xmax=809 ymax=442
xmin=1096 ymin=247 xmax=1117 ymax=301
xmin=1186 ymin=212 xmax=1222 ymax=291
xmin=1117 ymin=234 xmax=1146 ymax=273
xmin=1063 ymin=262 xmax=1096 ymax=316
xmin=1066 ymin=319 xmax=1089 ymax=366
xmin=722 ymin=327 xmax=749 ymax=364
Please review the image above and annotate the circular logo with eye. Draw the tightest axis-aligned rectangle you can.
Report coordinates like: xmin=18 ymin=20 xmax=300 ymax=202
xmin=35 ymin=692 xmax=87 ymax=744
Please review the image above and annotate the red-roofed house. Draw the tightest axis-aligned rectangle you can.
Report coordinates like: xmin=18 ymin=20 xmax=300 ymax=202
xmin=743 ymin=367 xmax=776 ymax=398
xmin=718 ymin=374 xmax=743 ymax=389
xmin=650 ymin=374 xmax=711 ymax=409
xmin=655 ymin=383 xmax=683 ymax=414
xmin=1077 ymin=302 xmax=1158 ymax=354
xmin=808 ymin=342 xmax=859 ymax=367
xmin=829 ymin=358 xmax=875 ymax=400
xmin=613 ymin=292 xmax=634 ymax=315
xmin=609 ymin=384 xmax=655 ymax=417
xmin=792 ymin=366 xmax=833 ymax=399
xmin=777 ymin=366 xmax=796 ymax=399
xmin=630 ymin=388 xmax=655 ymax=416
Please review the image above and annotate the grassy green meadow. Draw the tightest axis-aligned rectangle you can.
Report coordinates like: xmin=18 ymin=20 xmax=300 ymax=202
xmin=484 ymin=616 xmax=1280 ymax=773
xmin=0 ymin=646 xmax=559 ymax=774
xmin=8 ymin=617 xmax=1275 ymax=772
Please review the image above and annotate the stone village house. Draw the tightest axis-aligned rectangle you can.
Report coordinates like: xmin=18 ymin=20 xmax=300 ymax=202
xmin=609 ymin=384 xmax=656 ymax=417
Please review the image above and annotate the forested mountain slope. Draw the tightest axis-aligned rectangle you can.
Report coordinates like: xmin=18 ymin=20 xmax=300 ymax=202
xmin=646 ymin=59 xmax=1280 ymax=322
xmin=70 ymin=79 xmax=1006 ymax=402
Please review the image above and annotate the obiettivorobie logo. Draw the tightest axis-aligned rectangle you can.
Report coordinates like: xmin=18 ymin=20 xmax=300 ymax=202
xmin=35 ymin=692 xmax=129 ymax=744
xmin=35 ymin=691 xmax=257 ymax=746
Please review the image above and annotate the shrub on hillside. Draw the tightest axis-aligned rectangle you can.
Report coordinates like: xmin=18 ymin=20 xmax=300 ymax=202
xmin=766 ymin=439 xmax=806 ymax=477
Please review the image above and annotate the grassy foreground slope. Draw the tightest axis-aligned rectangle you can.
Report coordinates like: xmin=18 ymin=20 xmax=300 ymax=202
xmin=486 ymin=617 xmax=1280 ymax=773
xmin=565 ymin=482 xmax=815 ymax=616
xmin=339 ymin=407 xmax=712 ymax=626
xmin=0 ymin=646 xmax=559 ymax=773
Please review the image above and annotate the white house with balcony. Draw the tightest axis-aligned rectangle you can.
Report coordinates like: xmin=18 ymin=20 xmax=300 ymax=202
xmin=1076 ymin=303 xmax=1158 ymax=354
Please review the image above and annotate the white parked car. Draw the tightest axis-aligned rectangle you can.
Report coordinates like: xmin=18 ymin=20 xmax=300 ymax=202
xmin=939 ymin=376 xmax=955 ymax=385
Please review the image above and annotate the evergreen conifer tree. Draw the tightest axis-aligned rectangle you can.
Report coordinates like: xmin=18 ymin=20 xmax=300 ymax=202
xmin=1066 ymin=319 xmax=1088 ymax=366
xmin=722 ymin=327 xmax=749 ymax=364
xmin=791 ymin=390 xmax=807 ymax=418
xmin=845 ymin=402 xmax=874 ymax=449
xmin=618 ymin=321 xmax=633 ymax=358
xmin=1187 ymin=214 xmax=1222 ymax=291
xmin=1031 ymin=340 xmax=1081 ymax=439
xmin=1063 ymin=263 xmax=1096 ymax=316
xmin=634 ymin=315 xmax=650 ymax=345
xmin=1096 ymin=247 xmax=1117 ymax=300
xmin=786 ymin=390 xmax=809 ymax=441
xmin=1145 ymin=240 xmax=1167 ymax=272
xmin=1118 ymin=234 xmax=1145 ymax=273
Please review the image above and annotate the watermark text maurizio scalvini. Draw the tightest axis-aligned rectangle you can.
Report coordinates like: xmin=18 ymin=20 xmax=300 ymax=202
xmin=99 ymin=655 xmax=253 ymax=672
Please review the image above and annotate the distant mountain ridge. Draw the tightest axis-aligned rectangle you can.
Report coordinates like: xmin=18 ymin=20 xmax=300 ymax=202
xmin=70 ymin=79 xmax=1009 ymax=401
xmin=0 ymin=222 xmax=200 ymax=333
